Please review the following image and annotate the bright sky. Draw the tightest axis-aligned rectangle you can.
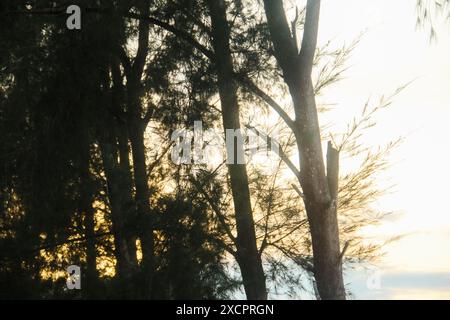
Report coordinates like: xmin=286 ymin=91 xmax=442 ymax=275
xmin=310 ymin=0 xmax=450 ymax=299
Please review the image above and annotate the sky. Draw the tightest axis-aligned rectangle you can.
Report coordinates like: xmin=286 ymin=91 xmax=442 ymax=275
xmin=307 ymin=0 xmax=450 ymax=299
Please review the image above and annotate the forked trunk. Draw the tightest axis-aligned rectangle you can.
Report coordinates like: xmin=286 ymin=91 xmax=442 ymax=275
xmin=263 ymin=0 xmax=346 ymax=299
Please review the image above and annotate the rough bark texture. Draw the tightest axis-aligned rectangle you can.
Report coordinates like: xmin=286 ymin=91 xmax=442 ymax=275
xmin=207 ymin=0 xmax=267 ymax=300
xmin=263 ymin=0 xmax=346 ymax=300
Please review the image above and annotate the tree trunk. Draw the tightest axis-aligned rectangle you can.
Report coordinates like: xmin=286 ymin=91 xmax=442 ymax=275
xmin=117 ymin=0 xmax=155 ymax=299
xmin=293 ymin=70 xmax=345 ymax=301
xmin=98 ymin=127 xmax=139 ymax=298
xmin=127 ymin=107 xmax=155 ymax=299
xmin=263 ymin=0 xmax=346 ymax=299
xmin=79 ymin=143 xmax=98 ymax=298
xmin=207 ymin=0 xmax=267 ymax=300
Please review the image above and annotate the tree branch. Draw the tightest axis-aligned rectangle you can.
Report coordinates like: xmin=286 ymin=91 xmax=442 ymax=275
xmin=298 ymin=0 xmax=321 ymax=75
xmin=246 ymin=125 xmax=301 ymax=182
xmin=262 ymin=0 xmax=298 ymax=75
xmin=338 ymin=240 xmax=350 ymax=263
xmin=10 ymin=7 xmax=216 ymax=62
xmin=188 ymin=174 xmax=238 ymax=245
xmin=124 ymin=12 xmax=215 ymax=61
xmin=291 ymin=183 xmax=305 ymax=198
xmin=116 ymin=46 xmax=132 ymax=78
xmin=326 ymin=141 xmax=340 ymax=201
xmin=131 ymin=1 xmax=150 ymax=77
xmin=236 ymin=74 xmax=296 ymax=134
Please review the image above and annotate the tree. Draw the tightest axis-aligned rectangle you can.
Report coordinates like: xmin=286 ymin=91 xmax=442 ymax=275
xmin=255 ymin=0 xmax=344 ymax=299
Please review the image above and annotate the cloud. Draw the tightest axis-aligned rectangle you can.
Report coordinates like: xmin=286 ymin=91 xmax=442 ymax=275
xmin=381 ymin=272 xmax=450 ymax=290
xmin=389 ymin=288 xmax=450 ymax=300
xmin=347 ymin=270 xmax=450 ymax=299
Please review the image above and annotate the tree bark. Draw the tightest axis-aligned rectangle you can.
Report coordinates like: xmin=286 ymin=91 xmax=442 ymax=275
xmin=263 ymin=0 xmax=346 ymax=300
xmin=207 ymin=0 xmax=267 ymax=300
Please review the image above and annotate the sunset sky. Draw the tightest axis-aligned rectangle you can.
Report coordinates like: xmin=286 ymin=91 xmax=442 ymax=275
xmin=311 ymin=0 xmax=450 ymax=299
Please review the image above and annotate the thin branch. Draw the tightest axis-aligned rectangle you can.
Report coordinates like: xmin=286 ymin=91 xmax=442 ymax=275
xmin=339 ymin=240 xmax=350 ymax=263
xmin=236 ymin=74 xmax=296 ymax=134
xmin=148 ymin=141 xmax=173 ymax=176
xmin=124 ymin=12 xmax=215 ymax=61
xmin=246 ymin=125 xmax=301 ymax=181
xmin=188 ymin=174 xmax=238 ymax=245
xmin=291 ymin=183 xmax=305 ymax=198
